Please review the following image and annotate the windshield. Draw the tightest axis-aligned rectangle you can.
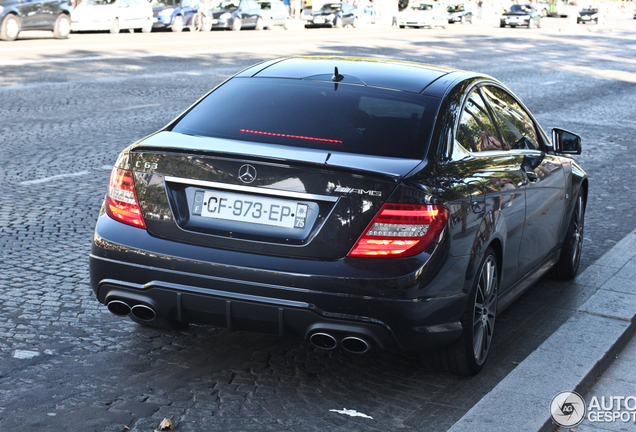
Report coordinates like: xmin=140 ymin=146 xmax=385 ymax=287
xmin=151 ymin=0 xmax=178 ymax=6
xmin=212 ymin=0 xmax=239 ymax=9
xmin=171 ymin=78 xmax=438 ymax=159
xmin=84 ymin=0 xmax=117 ymax=5
xmin=320 ymin=3 xmax=342 ymax=11
xmin=510 ymin=4 xmax=531 ymax=12
xmin=410 ymin=3 xmax=433 ymax=11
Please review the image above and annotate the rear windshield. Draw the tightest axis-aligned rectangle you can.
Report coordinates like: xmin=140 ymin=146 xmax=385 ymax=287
xmin=171 ymin=78 xmax=438 ymax=159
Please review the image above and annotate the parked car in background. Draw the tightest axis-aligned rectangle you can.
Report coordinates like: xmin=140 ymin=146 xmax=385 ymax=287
xmin=577 ymin=6 xmax=598 ymax=24
xmin=0 ymin=0 xmax=71 ymax=41
xmin=152 ymin=0 xmax=208 ymax=32
xmin=209 ymin=0 xmax=264 ymax=30
xmin=500 ymin=4 xmax=541 ymax=28
xmin=446 ymin=3 xmax=472 ymax=23
xmin=399 ymin=2 xmax=447 ymax=28
xmin=71 ymin=0 xmax=153 ymax=33
xmin=90 ymin=55 xmax=587 ymax=376
xmin=306 ymin=2 xmax=358 ymax=28
xmin=257 ymin=0 xmax=289 ymax=29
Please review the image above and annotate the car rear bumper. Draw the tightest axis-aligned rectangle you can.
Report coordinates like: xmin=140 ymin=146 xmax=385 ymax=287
xmin=90 ymin=213 xmax=470 ymax=351
xmin=71 ymin=20 xmax=112 ymax=31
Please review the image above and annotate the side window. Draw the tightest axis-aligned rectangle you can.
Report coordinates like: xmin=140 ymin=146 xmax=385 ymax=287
xmin=457 ymin=90 xmax=506 ymax=153
xmin=481 ymin=86 xmax=540 ymax=151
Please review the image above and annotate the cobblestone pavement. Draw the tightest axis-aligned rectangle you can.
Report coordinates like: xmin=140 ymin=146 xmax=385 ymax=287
xmin=1 ymin=22 xmax=636 ymax=431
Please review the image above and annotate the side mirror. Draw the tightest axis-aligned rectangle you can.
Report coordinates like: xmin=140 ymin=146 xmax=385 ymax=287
xmin=552 ymin=128 xmax=582 ymax=155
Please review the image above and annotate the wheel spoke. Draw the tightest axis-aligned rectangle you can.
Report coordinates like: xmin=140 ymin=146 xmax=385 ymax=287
xmin=473 ymin=322 xmax=485 ymax=358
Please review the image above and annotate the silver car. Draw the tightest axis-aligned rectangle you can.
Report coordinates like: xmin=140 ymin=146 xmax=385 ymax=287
xmin=399 ymin=2 xmax=448 ymax=29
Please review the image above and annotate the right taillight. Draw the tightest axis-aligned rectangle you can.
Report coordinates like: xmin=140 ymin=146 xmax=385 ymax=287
xmin=105 ymin=167 xmax=146 ymax=229
xmin=347 ymin=203 xmax=448 ymax=258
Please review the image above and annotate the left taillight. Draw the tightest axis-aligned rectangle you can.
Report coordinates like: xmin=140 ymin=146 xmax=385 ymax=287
xmin=347 ymin=203 xmax=448 ymax=258
xmin=105 ymin=167 xmax=146 ymax=229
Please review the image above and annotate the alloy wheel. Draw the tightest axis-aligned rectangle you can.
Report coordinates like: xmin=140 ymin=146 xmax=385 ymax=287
xmin=472 ymin=255 xmax=497 ymax=365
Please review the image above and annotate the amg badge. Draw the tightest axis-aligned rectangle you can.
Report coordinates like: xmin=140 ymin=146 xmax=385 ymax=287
xmin=333 ymin=186 xmax=382 ymax=197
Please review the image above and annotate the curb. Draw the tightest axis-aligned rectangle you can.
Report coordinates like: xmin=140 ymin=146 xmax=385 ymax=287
xmin=448 ymin=229 xmax=636 ymax=432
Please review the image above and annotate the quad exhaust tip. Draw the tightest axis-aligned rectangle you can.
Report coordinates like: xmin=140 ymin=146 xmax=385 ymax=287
xmin=107 ymin=300 xmax=132 ymax=317
xmin=131 ymin=304 xmax=157 ymax=321
xmin=341 ymin=336 xmax=370 ymax=354
xmin=107 ymin=300 xmax=157 ymax=322
xmin=309 ymin=332 xmax=371 ymax=353
xmin=309 ymin=332 xmax=338 ymax=350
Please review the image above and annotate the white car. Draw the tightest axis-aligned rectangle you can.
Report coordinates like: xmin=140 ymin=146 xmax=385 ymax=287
xmin=399 ymin=2 xmax=448 ymax=28
xmin=71 ymin=0 xmax=153 ymax=33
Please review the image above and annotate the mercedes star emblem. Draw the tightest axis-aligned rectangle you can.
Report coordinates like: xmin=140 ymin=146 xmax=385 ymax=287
xmin=238 ymin=164 xmax=257 ymax=184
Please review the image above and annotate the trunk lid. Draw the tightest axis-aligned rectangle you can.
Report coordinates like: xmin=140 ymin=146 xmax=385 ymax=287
xmin=130 ymin=131 xmax=422 ymax=260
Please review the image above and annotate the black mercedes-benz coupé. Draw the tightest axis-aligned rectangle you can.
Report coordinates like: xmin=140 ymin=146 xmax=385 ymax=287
xmin=90 ymin=56 xmax=587 ymax=375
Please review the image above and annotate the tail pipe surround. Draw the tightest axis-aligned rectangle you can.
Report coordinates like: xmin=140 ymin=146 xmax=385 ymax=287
xmin=106 ymin=300 xmax=157 ymax=322
xmin=130 ymin=304 xmax=157 ymax=321
xmin=309 ymin=332 xmax=338 ymax=350
xmin=107 ymin=300 xmax=132 ymax=317
xmin=341 ymin=336 xmax=371 ymax=354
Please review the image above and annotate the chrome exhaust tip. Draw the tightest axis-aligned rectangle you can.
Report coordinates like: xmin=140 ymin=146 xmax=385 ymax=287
xmin=107 ymin=300 xmax=132 ymax=317
xmin=341 ymin=336 xmax=370 ymax=354
xmin=130 ymin=304 xmax=157 ymax=322
xmin=309 ymin=332 xmax=338 ymax=350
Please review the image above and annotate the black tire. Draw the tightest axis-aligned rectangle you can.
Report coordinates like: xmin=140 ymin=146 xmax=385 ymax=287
xmin=232 ymin=17 xmax=241 ymax=30
xmin=1 ymin=14 xmax=21 ymax=41
xmin=53 ymin=14 xmax=71 ymax=39
xmin=141 ymin=17 xmax=152 ymax=33
xmin=399 ymin=24 xmax=405 ymax=28
xmin=536 ymin=17 xmax=541 ymax=28
xmin=255 ymin=16 xmax=264 ymax=30
xmin=190 ymin=13 xmax=201 ymax=31
xmin=352 ymin=16 xmax=359 ymax=28
xmin=550 ymin=191 xmax=585 ymax=280
xmin=434 ymin=248 xmax=498 ymax=376
xmin=171 ymin=15 xmax=183 ymax=32
xmin=334 ymin=16 xmax=343 ymax=28
xmin=202 ymin=16 xmax=212 ymax=31
xmin=110 ymin=18 xmax=120 ymax=34
xmin=528 ymin=17 xmax=535 ymax=28
xmin=130 ymin=315 xmax=189 ymax=331
xmin=500 ymin=22 xmax=505 ymax=27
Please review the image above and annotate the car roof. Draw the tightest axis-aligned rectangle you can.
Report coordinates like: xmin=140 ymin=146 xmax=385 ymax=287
xmin=237 ymin=56 xmax=460 ymax=94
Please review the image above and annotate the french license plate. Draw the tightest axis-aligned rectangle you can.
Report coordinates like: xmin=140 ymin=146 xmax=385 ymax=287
xmin=582 ymin=15 xmax=590 ymax=20
xmin=313 ymin=17 xmax=325 ymax=24
xmin=193 ymin=190 xmax=309 ymax=229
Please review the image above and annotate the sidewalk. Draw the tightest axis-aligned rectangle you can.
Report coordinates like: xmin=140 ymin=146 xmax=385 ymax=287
xmin=448 ymin=228 xmax=636 ymax=432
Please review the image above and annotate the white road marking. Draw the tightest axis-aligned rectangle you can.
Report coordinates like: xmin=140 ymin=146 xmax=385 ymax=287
xmin=117 ymin=103 xmax=161 ymax=111
xmin=329 ymin=408 xmax=374 ymax=419
xmin=13 ymin=350 xmax=40 ymax=359
xmin=20 ymin=171 xmax=91 ymax=186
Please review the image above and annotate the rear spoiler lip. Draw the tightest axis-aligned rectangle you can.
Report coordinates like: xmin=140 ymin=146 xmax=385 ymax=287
xmin=132 ymin=131 xmax=424 ymax=182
